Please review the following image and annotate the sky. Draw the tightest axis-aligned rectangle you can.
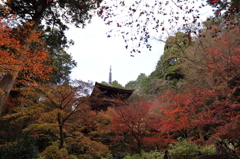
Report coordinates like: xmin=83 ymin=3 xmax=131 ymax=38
xmin=67 ymin=1 xmax=213 ymax=86
xmin=67 ymin=17 xmax=164 ymax=86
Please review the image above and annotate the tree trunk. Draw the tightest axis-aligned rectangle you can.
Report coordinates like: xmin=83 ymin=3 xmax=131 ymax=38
xmin=59 ymin=124 xmax=64 ymax=149
xmin=58 ymin=113 xmax=65 ymax=149
xmin=0 ymin=73 xmax=17 ymax=116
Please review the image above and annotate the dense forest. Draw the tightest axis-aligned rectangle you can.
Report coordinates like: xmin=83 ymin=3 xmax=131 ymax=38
xmin=0 ymin=0 xmax=240 ymax=159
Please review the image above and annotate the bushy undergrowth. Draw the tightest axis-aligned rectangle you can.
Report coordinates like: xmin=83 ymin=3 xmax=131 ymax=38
xmin=124 ymin=151 xmax=164 ymax=159
xmin=169 ymin=137 xmax=200 ymax=159
xmin=169 ymin=138 xmax=215 ymax=159
xmin=0 ymin=132 xmax=39 ymax=159
xmin=199 ymin=144 xmax=215 ymax=155
xmin=103 ymin=138 xmax=216 ymax=159
xmin=101 ymin=151 xmax=164 ymax=159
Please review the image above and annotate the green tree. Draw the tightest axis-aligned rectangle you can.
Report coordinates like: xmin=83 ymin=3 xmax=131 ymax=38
xmin=100 ymin=81 xmax=110 ymax=86
xmin=42 ymin=29 xmax=77 ymax=84
xmin=0 ymin=132 xmax=39 ymax=159
xmin=125 ymin=73 xmax=147 ymax=90
xmin=169 ymin=138 xmax=200 ymax=159
xmin=125 ymin=80 xmax=138 ymax=90
xmin=101 ymin=80 xmax=125 ymax=89
xmin=158 ymin=32 xmax=189 ymax=81
xmin=111 ymin=80 xmax=124 ymax=89
xmin=140 ymin=32 xmax=190 ymax=95
xmin=136 ymin=73 xmax=148 ymax=88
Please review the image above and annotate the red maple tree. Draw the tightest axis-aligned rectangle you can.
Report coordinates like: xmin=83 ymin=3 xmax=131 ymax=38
xmin=110 ymin=101 xmax=169 ymax=152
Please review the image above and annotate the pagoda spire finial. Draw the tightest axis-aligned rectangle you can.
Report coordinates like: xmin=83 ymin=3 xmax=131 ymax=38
xmin=109 ymin=65 xmax=112 ymax=85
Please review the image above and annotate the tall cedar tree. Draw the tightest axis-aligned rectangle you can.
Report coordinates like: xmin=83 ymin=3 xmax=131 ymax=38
xmin=41 ymin=29 xmax=77 ymax=84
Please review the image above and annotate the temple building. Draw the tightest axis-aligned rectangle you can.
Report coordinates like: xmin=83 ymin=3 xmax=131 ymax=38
xmin=90 ymin=66 xmax=134 ymax=111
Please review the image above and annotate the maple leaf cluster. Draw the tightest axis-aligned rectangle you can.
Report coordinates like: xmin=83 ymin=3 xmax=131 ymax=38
xmin=0 ymin=21 xmax=52 ymax=86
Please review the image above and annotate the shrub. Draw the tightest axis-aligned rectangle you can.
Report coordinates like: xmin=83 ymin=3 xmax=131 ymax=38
xmin=38 ymin=145 xmax=72 ymax=159
xmin=168 ymin=137 xmax=200 ymax=159
xmin=101 ymin=153 xmax=114 ymax=159
xmin=199 ymin=144 xmax=215 ymax=155
xmin=123 ymin=150 xmax=164 ymax=159
xmin=0 ymin=132 xmax=39 ymax=159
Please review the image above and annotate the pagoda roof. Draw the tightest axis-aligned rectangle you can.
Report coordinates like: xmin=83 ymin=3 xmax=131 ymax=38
xmin=90 ymin=82 xmax=134 ymax=99
xmin=90 ymin=82 xmax=134 ymax=111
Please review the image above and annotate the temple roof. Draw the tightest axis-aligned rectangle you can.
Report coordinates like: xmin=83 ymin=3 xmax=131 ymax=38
xmin=90 ymin=82 xmax=134 ymax=111
xmin=90 ymin=82 xmax=134 ymax=99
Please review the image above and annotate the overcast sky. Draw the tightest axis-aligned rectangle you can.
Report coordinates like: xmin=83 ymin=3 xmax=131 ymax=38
xmin=67 ymin=2 xmax=213 ymax=86
xmin=67 ymin=17 xmax=164 ymax=86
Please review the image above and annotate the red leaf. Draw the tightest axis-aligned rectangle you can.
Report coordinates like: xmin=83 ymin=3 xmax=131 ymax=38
xmin=210 ymin=0 xmax=217 ymax=4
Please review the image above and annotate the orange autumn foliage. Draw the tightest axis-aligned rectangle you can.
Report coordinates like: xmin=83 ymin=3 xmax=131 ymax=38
xmin=0 ymin=21 xmax=52 ymax=86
